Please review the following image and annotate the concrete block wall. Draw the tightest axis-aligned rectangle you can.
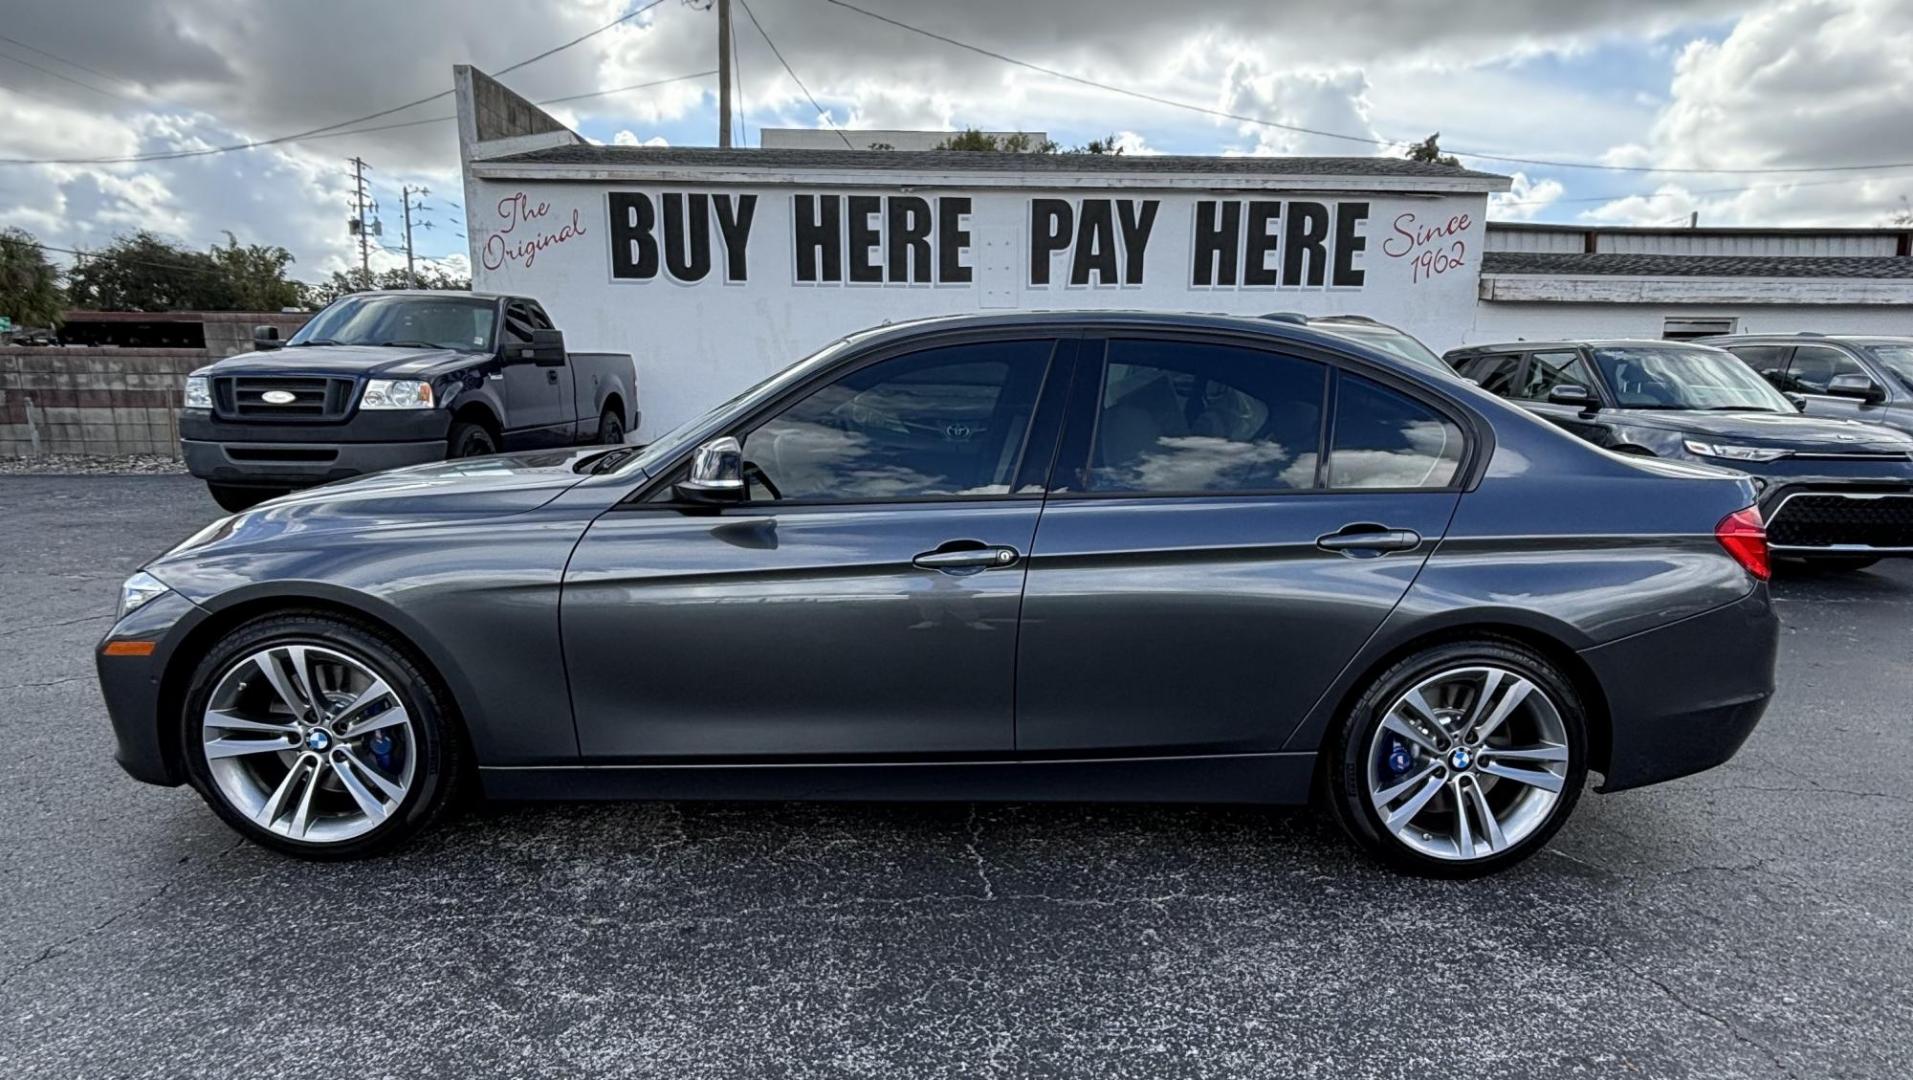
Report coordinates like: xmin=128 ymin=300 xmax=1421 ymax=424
xmin=0 ymin=349 xmax=203 ymax=459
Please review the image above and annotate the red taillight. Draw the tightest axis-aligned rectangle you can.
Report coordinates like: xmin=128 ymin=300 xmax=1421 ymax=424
xmin=1716 ymin=505 xmax=1770 ymax=581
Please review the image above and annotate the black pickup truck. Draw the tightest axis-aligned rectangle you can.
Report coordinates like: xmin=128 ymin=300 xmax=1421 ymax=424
xmin=181 ymin=291 xmax=637 ymax=510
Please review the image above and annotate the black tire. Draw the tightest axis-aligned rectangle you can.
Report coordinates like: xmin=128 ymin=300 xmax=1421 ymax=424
xmin=207 ymin=483 xmax=286 ymax=513
xmin=1324 ymin=638 xmax=1589 ymax=878
xmin=597 ymin=405 xmax=626 ymax=445
xmin=178 ymin=611 xmax=465 ymax=859
xmin=447 ymin=419 xmax=498 ymax=459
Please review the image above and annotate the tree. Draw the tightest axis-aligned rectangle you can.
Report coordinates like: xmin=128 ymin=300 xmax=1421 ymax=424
xmin=1404 ymin=133 xmax=1462 ymax=168
xmin=64 ymin=230 xmax=305 ymax=312
xmin=0 ymin=228 xmax=65 ymax=328
xmin=303 ymin=264 xmax=474 ymax=308
xmin=932 ymin=127 xmax=1122 ymax=154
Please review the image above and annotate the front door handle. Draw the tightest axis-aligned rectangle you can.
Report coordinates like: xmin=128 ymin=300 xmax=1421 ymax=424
xmin=913 ymin=543 xmax=1021 ymax=572
xmin=1317 ymin=524 xmax=1423 ymax=555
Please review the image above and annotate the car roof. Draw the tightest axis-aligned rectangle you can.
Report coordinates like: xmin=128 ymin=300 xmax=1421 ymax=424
xmin=1698 ymin=333 xmax=1913 ymax=345
xmin=1445 ymin=338 xmax=1714 ymax=355
xmin=840 ymin=309 xmax=1425 ymax=356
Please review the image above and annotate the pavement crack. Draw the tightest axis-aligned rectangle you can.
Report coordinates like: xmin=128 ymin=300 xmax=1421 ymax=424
xmin=0 ymin=611 xmax=110 ymax=638
xmin=1596 ymin=945 xmax=1801 ymax=1080
xmin=0 ymin=673 xmax=91 ymax=691
xmin=0 ymin=837 xmax=245 ymax=992
xmin=965 ymin=805 xmax=996 ymax=901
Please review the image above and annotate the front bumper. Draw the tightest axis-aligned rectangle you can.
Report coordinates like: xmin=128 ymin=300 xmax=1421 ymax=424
xmin=180 ymin=408 xmax=452 ymax=487
xmin=95 ymin=589 xmax=207 ymax=787
xmin=1759 ymin=483 xmax=1913 ymax=556
xmin=1579 ymin=585 xmax=1778 ymax=792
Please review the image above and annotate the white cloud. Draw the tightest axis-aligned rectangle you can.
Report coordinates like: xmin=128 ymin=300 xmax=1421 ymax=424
xmin=1490 ymin=172 xmax=1567 ymax=220
xmin=612 ymin=130 xmax=669 ymax=147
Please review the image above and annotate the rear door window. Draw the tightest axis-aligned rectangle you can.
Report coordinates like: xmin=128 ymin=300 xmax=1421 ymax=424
xmin=1079 ymin=339 xmax=1327 ymax=494
xmin=1458 ymin=354 xmax=1522 ymax=396
xmin=1328 ymin=375 xmax=1466 ymax=490
xmin=1723 ymin=344 xmax=1790 ymax=386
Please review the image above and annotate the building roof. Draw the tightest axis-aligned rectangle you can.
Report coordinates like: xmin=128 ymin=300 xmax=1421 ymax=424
xmin=1480 ymin=251 xmax=1913 ymax=279
xmin=482 ymin=144 xmax=1508 ymax=182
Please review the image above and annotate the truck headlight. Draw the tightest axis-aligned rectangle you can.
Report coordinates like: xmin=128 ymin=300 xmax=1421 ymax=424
xmin=118 ymin=571 xmax=171 ymax=620
xmin=184 ymin=376 xmax=212 ymax=410
xmin=360 ymin=379 xmax=435 ymax=410
xmin=1682 ymin=440 xmax=1790 ymax=463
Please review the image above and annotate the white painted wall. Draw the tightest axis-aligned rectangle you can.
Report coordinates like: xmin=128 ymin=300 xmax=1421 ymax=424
xmin=1470 ymin=302 xmax=1913 ymax=344
xmin=469 ymin=179 xmax=1490 ymax=439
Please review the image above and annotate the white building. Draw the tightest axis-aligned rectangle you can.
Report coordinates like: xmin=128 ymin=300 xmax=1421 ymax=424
xmin=455 ymin=67 xmax=1913 ymax=439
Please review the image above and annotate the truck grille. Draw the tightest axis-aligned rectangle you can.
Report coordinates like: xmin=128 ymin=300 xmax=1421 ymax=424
xmin=214 ymin=376 xmax=356 ymax=421
xmin=1767 ymin=492 xmax=1913 ymax=549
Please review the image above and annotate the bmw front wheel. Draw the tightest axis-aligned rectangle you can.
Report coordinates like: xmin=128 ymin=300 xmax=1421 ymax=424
xmin=180 ymin=613 xmax=463 ymax=858
xmin=1327 ymin=640 xmax=1588 ymax=877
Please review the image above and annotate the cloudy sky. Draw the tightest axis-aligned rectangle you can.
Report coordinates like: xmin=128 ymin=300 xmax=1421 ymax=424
xmin=1 ymin=0 xmax=1910 ymax=286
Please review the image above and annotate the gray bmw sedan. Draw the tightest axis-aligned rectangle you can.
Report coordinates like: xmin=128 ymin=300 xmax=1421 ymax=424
xmin=96 ymin=312 xmax=1778 ymax=876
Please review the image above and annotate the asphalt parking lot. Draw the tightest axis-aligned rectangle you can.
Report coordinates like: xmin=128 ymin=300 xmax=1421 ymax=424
xmin=2 ymin=473 xmax=1911 ymax=1079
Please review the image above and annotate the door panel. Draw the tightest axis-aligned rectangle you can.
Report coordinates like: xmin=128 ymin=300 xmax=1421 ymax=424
xmin=564 ymin=502 xmax=1041 ymax=758
xmin=1787 ymin=345 xmax=1877 ymax=425
xmin=501 ymin=301 xmax=574 ymax=446
xmin=1014 ymin=492 xmax=1457 ymax=753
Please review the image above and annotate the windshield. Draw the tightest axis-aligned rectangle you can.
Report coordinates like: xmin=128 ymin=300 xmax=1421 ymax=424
xmin=1314 ymin=323 xmax=1449 ymax=371
xmin=288 ymin=294 xmax=497 ymax=351
xmin=1592 ymin=345 xmax=1796 ymax=411
xmin=1865 ymin=344 xmax=1913 ymax=393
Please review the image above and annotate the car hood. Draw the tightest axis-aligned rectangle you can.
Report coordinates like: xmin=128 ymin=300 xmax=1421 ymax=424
xmin=203 ymin=345 xmax=475 ymax=378
xmin=1617 ymin=408 xmax=1913 ymax=451
xmin=152 ymin=448 xmax=611 ymax=569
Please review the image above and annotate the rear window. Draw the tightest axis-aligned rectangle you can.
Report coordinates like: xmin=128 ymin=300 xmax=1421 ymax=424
xmin=1328 ymin=375 xmax=1465 ymax=489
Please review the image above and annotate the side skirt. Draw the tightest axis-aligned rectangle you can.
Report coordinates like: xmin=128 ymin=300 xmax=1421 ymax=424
xmin=479 ymin=752 xmax=1319 ymax=804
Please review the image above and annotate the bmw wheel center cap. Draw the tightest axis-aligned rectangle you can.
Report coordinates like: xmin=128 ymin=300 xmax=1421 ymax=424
xmin=305 ymin=728 xmax=332 ymax=752
xmin=1449 ymin=746 xmax=1473 ymax=771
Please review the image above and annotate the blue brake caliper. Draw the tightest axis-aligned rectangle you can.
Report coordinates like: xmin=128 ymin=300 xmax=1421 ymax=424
xmin=367 ymin=715 xmax=396 ymax=772
xmin=1383 ymin=738 xmax=1413 ymax=778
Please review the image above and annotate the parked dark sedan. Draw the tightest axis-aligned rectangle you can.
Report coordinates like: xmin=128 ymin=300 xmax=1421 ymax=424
xmin=98 ymin=313 xmax=1779 ymax=877
xmin=1448 ymin=339 xmax=1913 ymax=570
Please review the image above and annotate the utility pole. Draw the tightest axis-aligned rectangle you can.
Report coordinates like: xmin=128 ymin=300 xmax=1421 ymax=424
xmin=347 ymin=157 xmax=373 ymax=276
xmin=401 ymin=186 xmax=432 ymax=287
xmin=717 ymin=0 xmax=733 ymax=148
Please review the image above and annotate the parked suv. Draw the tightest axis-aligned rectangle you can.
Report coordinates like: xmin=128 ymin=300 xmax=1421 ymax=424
xmin=1446 ymin=339 xmax=1913 ymax=569
xmin=1703 ymin=333 xmax=1913 ymax=434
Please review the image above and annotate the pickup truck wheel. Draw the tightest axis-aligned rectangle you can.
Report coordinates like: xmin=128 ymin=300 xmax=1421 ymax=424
xmin=208 ymin=484 xmax=285 ymax=513
xmin=597 ymin=406 xmax=626 ymax=445
xmin=447 ymin=420 xmax=497 ymax=459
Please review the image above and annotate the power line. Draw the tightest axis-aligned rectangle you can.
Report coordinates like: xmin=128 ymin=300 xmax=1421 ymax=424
xmin=0 ymin=33 xmax=143 ymax=96
xmin=35 ymin=241 xmax=325 ymax=289
xmin=275 ymin=70 xmax=717 ymax=145
xmin=0 ymin=0 xmax=672 ymax=167
xmin=1492 ymin=171 xmax=1904 ymax=211
xmin=817 ymin=0 xmax=1913 ymax=179
xmin=0 ymin=47 xmax=134 ymax=105
xmin=739 ymin=0 xmax=854 ymax=149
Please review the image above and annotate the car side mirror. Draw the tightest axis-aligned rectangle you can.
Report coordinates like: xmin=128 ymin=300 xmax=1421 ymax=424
xmin=509 ymin=327 xmax=567 ymax=367
xmin=674 ymin=436 xmax=745 ymax=504
xmin=1785 ymin=392 xmax=1808 ymax=412
xmin=253 ymin=325 xmax=284 ymax=350
xmin=1546 ymin=384 xmax=1597 ymax=410
xmin=1826 ymin=373 xmax=1885 ymax=403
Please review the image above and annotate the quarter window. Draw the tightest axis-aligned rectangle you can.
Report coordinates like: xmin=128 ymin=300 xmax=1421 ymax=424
xmin=739 ymin=341 xmax=1053 ymax=502
xmin=1328 ymin=375 xmax=1466 ymax=490
xmin=1787 ymin=345 xmax=1867 ymax=394
xmin=1725 ymin=345 xmax=1789 ymax=385
xmin=1513 ymin=350 xmax=1597 ymax=402
xmin=1081 ymin=340 xmax=1326 ymax=493
xmin=1459 ymin=354 xmax=1522 ymax=396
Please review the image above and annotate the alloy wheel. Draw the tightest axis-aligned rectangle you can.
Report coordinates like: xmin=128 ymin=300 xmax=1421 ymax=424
xmin=1364 ymin=665 xmax=1571 ymax=862
xmin=200 ymin=644 xmax=416 ymax=843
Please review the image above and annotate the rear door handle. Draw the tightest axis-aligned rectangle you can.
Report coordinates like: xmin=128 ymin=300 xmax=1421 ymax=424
xmin=1316 ymin=525 xmax=1423 ymax=554
xmin=913 ymin=544 xmax=1021 ymax=572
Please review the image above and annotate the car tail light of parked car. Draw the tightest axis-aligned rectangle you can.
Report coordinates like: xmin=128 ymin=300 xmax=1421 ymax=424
xmin=1716 ymin=505 xmax=1771 ymax=581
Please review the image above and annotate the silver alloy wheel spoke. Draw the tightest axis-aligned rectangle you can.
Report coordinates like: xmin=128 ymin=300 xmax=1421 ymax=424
xmin=1372 ymin=760 xmax=1440 ymax=808
xmin=204 ymin=643 xmax=418 ymax=844
xmin=1364 ymin=664 xmax=1570 ymax=862
xmin=1478 ymin=760 xmax=1565 ymax=794
xmin=204 ymin=735 xmax=296 ymax=759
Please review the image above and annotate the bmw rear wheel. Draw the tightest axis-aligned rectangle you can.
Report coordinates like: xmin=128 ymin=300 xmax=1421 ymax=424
xmin=180 ymin=613 xmax=463 ymax=858
xmin=1328 ymin=640 xmax=1587 ymax=877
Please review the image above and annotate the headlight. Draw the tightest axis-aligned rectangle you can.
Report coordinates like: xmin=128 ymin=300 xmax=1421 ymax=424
xmin=118 ymin=571 xmax=171 ymax=620
xmin=1682 ymin=440 xmax=1790 ymax=463
xmin=184 ymin=376 xmax=212 ymax=410
xmin=360 ymin=379 xmax=435 ymax=410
